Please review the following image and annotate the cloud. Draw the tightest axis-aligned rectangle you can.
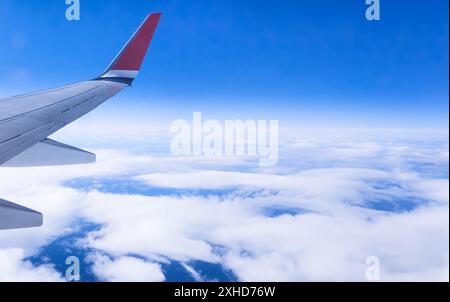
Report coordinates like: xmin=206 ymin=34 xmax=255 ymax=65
xmin=219 ymin=205 xmax=449 ymax=282
xmin=88 ymin=254 xmax=165 ymax=282
xmin=0 ymin=129 xmax=448 ymax=281
xmin=0 ymin=249 xmax=63 ymax=282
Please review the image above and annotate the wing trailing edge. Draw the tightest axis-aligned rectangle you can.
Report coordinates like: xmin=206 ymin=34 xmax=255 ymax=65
xmin=0 ymin=199 xmax=43 ymax=230
xmin=1 ymin=139 xmax=96 ymax=167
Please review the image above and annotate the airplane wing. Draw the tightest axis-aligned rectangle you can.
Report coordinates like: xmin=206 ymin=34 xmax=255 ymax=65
xmin=0 ymin=13 xmax=161 ymax=230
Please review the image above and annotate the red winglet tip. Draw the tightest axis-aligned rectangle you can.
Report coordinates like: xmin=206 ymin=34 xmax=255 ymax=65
xmin=106 ymin=13 xmax=162 ymax=72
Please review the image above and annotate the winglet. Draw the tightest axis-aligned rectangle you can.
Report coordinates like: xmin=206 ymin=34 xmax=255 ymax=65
xmin=99 ymin=13 xmax=162 ymax=85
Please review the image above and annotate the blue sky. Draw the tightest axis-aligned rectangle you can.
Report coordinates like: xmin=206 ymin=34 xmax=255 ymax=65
xmin=0 ymin=0 xmax=448 ymax=128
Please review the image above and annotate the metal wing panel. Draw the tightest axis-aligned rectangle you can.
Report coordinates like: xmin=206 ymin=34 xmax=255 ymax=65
xmin=0 ymin=199 xmax=43 ymax=230
xmin=0 ymin=81 xmax=125 ymax=165
xmin=2 ymin=138 xmax=96 ymax=167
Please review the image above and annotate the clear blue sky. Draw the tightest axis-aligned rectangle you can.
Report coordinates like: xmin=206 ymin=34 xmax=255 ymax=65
xmin=0 ymin=0 xmax=448 ymax=128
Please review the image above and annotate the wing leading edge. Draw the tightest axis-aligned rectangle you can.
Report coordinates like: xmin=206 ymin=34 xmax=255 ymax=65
xmin=0 ymin=13 xmax=162 ymax=230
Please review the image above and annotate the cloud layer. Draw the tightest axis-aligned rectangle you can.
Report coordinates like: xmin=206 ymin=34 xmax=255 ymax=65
xmin=0 ymin=129 xmax=448 ymax=282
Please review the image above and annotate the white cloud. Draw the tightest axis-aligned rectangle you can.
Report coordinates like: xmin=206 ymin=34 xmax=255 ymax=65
xmin=0 ymin=129 xmax=448 ymax=282
xmin=0 ymin=249 xmax=63 ymax=282
xmin=89 ymin=254 xmax=165 ymax=282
